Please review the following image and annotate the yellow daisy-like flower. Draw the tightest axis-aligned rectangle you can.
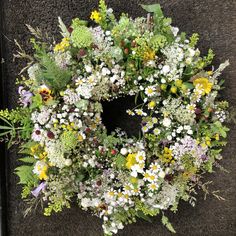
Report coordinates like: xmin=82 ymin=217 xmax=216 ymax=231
xmin=149 ymin=183 xmax=158 ymax=191
xmin=90 ymin=10 xmax=102 ymax=23
xmin=54 ymin=37 xmax=70 ymax=52
xmin=126 ymin=153 xmax=137 ymax=169
xmin=193 ymin=77 xmax=213 ymax=95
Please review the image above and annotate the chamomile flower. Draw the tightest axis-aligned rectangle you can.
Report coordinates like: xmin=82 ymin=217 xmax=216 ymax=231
xmin=135 ymin=109 xmax=147 ymax=116
xmin=145 ymin=86 xmax=157 ymax=97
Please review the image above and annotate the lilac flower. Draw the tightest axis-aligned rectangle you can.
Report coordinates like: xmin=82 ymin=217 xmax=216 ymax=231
xmin=18 ymin=86 xmax=33 ymax=107
xmin=170 ymin=136 xmax=208 ymax=167
xmin=31 ymin=182 xmax=46 ymax=197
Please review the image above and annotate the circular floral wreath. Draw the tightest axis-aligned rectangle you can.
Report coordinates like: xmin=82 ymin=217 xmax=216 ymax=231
xmin=0 ymin=1 xmax=231 ymax=235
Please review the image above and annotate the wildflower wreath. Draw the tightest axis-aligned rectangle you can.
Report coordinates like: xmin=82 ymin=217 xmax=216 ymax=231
xmin=0 ymin=1 xmax=231 ymax=235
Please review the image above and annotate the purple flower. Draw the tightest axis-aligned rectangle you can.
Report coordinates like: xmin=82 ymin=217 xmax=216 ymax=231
xmin=18 ymin=86 xmax=33 ymax=107
xmin=31 ymin=182 xmax=46 ymax=198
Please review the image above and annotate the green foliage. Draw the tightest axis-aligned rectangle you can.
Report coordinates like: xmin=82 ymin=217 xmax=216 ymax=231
xmin=21 ymin=185 xmax=32 ymax=199
xmin=60 ymin=131 xmax=78 ymax=152
xmin=0 ymin=108 xmax=32 ymax=138
xmin=135 ymin=199 xmax=160 ymax=217
xmin=161 ymin=214 xmax=176 ymax=233
xmin=30 ymin=93 xmax=43 ymax=109
xmin=15 ymin=165 xmax=37 ymax=185
xmin=19 ymin=156 xmax=36 ymax=164
xmin=150 ymin=34 xmax=167 ymax=51
xmin=189 ymin=33 xmax=199 ymax=47
xmin=203 ymin=49 xmax=215 ymax=66
xmin=31 ymin=38 xmax=72 ymax=91
xmin=136 ymin=210 xmax=152 ymax=223
xmin=141 ymin=4 xmax=174 ymax=42
xmin=211 ymin=121 xmax=229 ymax=138
xmin=71 ymin=26 xmax=93 ymax=48
xmin=0 ymin=108 xmax=33 ymax=147
xmin=113 ymin=207 xmax=137 ymax=225
xmin=115 ymin=154 xmax=126 ymax=169
xmin=44 ymin=198 xmax=71 ymax=216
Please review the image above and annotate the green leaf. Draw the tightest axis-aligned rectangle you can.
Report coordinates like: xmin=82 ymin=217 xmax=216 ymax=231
xmin=0 ymin=125 xmax=13 ymax=130
xmin=30 ymin=93 xmax=43 ymax=109
xmin=19 ymin=156 xmax=36 ymax=164
xmin=15 ymin=165 xmax=35 ymax=184
xmin=0 ymin=115 xmax=13 ymax=127
xmin=183 ymin=82 xmax=194 ymax=90
xmin=141 ymin=4 xmax=163 ymax=18
xmin=115 ymin=154 xmax=126 ymax=169
xmin=136 ymin=210 xmax=152 ymax=223
xmin=161 ymin=214 xmax=176 ymax=233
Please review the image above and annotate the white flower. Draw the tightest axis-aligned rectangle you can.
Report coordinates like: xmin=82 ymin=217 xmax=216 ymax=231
xmin=120 ymin=148 xmax=128 ymax=156
xmin=171 ymin=27 xmax=179 ymax=36
xmin=101 ymin=67 xmax=111 ymax=76
xmin=153 ymin=128 xmax=160 ymax=135
xmin=65 ymin=159 xmax=72 ymax=166
xmin=33 ymin=160 xmax=48 ymax=177
xmin=135 ymin=109 xmax=147 ymax=116
xmin=162 ymin=65 xmax=170 ymax=75
xmin=76 ymin=84 xmax=93 ymax=99
xmin=85 ymin=65 xmax=93 ymax=73
xmin=162 ymin=117 xmax=171 ymax=127
xmin=161 ymin=78 xmax=166 ymax=83
xmin=159 ymin=170 xmax=166 ymax=178
xmin=81 ymin=198 xmax=91 ymax=208
xmin=145 ymin=86 xmax=157 ymax=97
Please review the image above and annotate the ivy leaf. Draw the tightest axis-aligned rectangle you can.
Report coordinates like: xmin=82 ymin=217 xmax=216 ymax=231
xmin=15 ymin=165 xmax=36 ymax=184
xmin=161 ymin=214 xmax=176 ymax=233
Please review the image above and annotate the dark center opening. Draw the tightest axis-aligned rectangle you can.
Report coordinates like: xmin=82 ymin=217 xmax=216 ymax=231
xmin=101 ymin=96 xmax=142 ymax=137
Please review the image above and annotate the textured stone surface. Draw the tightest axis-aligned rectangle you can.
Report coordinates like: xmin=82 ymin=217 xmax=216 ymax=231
xmin=2 ymin=0 xmax=236 ymax=235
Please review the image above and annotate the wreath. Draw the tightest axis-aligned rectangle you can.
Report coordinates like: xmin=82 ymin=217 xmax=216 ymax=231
xmin=0 ymin=1 xmax=230 ymax=235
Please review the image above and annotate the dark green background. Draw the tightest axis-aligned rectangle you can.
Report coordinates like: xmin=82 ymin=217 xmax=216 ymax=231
xmin=1 ymin=0 xmax=236 ymax=235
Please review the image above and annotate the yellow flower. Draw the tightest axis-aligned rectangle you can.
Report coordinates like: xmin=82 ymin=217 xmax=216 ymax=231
xmin=205 ymin=136 xmax=211 ymax=146
xmin=193 ymin=77 xmax=213 ymax=95
xmin=170 ymin=86 xmax=177 ymax=94
xmin=39 ymin=85 xmax=53 ymax=102
xmin=126 ymin=153 xmax=137 ymax=169
xmin=54 ymin=37 xmax=70 ymax=52
xmin=160 ymin=147 xmax=174 ymax=164
xmin=90 ymin=10 xmax=102 ymax=23
xmin=207 ymin=70 xmax=213 ymax=76
xmin=175 ymin=79 xmax=183 ymax=87
xmin=78 ymin=134 xmax=84 ymax=142
xmin=143 ymin=48 xmax=155 ymax=61
xmin=148 ymin=101 xmax=156 ymax=109
xmin=39 ymin=170 xmax=48 ymax=180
